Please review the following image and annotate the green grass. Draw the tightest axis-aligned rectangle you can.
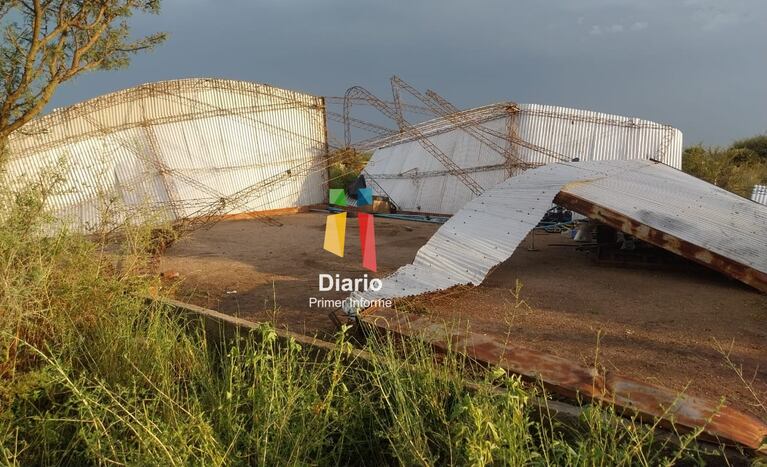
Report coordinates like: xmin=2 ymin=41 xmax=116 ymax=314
xmin=0 ymin=176 xmax=742 ymax=466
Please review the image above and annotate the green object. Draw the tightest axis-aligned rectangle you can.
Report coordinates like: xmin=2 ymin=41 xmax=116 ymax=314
xmin=329 ymin=188 xmax=347 ymax=206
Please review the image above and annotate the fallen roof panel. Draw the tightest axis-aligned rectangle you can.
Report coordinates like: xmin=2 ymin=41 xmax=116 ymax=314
xmin=353 ymin=159 xmax=767 ymax=305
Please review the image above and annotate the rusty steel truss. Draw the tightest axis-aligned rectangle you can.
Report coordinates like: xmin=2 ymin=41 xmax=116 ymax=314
xmin=9 ymin=76 xmax=681 ymax=239
xmin=333 ymin=76 xmax=678 ymax=166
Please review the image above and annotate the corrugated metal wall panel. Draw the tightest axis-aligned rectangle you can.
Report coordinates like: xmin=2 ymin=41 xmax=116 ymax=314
xmin=515 ymin=104 xmax=682 ymax=168
xmin=752 ymin=185 xmax=767 ymax=205
xmin=365 ymin=117 xmax=509 ymax=214
xmin=3 ymin=79 xmax=327 ymax=233
xmin=364 ymin=104 xmax=682 ymax=215
xmin=355 ymin=160 xmax=767 ymax=306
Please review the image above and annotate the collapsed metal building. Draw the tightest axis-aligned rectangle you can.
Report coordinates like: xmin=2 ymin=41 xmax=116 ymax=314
xmin=361 ymin=103 xmax=683 ymax=215
xmin=4 ymin=78 xmax=766 ymax=454
xmin=4 ymin=77 xmax=762 ymax=295
xmin=2 ymin=78 xmax=329 ymax=233
xmin=355 ymin=159 xmax=767 ymax=305
xmin=4 ymin=76 xmax=688 ymax=235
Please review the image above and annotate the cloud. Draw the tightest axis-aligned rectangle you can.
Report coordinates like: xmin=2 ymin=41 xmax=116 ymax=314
xmin=684 ymin=0 xmax=748 ymax=30
xmin=693 ymin=8 xmax=742 ymax=30
xmin=45 ymin=0 xmax=767 ymax=148
xmin=589 ymin=22 xmax=646 ymax=35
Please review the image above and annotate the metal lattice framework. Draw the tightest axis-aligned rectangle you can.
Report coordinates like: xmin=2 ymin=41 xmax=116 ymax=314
xmin=329 ymin=76 xmax=682 ymax=216
xmin=5 ymin=78 xmax=339 ymax=236
xmin=11 ymin=79 xmax=325 ymax=156
xmin=391 ymin=76 xmax=544 ymax=170
xmin=334 ymin=77 xmax=678 ymax=161
xmin=343 ymin=86 xmax=485 ymax=196
xmin=6 ymin=77 xmax=682 ymax=238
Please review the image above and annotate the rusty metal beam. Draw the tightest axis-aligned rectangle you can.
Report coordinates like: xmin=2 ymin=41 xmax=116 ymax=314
xmin=361 ymin=307 xmax=767 ymax=454
xmin=554 ymin=191 xmax=767 ymax=293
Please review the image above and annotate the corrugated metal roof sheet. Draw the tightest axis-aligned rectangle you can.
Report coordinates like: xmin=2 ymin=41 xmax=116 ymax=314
xmin=3 ymin=79 xmax=328 ymax=232
xmin=354 ymin=160 xmax=767 ymax=306
xmin=363 ymin=104 xmax=682 ymax=215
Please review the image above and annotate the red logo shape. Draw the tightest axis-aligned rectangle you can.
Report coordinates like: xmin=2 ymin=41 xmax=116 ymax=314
xmin=358 ymin=213 xmax=377 ymax=272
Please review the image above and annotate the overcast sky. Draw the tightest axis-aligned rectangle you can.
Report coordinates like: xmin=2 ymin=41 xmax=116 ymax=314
xmin=49 ymin=0 xmax=767 ymax=147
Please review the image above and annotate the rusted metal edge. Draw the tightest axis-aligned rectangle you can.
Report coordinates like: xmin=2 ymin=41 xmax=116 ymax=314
xmin=150 ymin=296 xmax=763 ymax=460
xmin=212 ymin=205 xmax=310 ymax=222
xmin=554 ymin=191 xmax=767 ymax=293
xmin=152 ymin=296 xmax=340 ymax=354
xmin=360 ymin=307 xmax=767 ymax=455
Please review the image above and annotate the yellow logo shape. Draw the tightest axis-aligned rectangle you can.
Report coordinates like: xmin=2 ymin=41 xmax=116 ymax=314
xmin=323 ymin=212 xmax=347 ymax=257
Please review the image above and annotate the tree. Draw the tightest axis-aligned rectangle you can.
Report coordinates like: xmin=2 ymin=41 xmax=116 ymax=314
xmin=731 ymin=135 xmax=767 ymax=160
xmin=0 ymin=0 xmax=166 ymax=143
xmin=683 ymin=143 xmax=767 ymax=198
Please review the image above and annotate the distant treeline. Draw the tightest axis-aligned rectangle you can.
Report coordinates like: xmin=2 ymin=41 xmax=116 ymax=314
xmin=682 ymin=135 xmax=767 ymax=198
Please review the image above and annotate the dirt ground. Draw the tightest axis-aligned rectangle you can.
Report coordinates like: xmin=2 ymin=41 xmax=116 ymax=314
xmin=160 ymin=213 xmax=766 ymax=418
xmin=159 ymin=212 xmax=440 ymax=338
xmin=406 ymin=231 xmax=767 ymax=419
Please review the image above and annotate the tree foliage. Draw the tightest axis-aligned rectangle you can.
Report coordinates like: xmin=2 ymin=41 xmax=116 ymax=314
xmin=682 ymin=137 xmax=767 ymax=198
xmin=0 ymin=0 xmax=165 ymax=142
xmin=731 ymin=135 xmax=767 ymax=160
xmin=327 ymin=148 xmax=371 ymax=189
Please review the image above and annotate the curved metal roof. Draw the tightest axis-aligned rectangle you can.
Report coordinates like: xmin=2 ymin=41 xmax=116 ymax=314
xmin=363 ymin=104 xmax=683 ymax=215
xmin=7 ymin=78 xmax=324 ymax=157
xmin=3 ymin=78 xmax=328 ymax=233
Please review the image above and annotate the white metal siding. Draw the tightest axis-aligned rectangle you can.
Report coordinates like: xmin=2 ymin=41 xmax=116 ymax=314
xmin=364 ymin=104 xmax=682 ymax=215
xmin=3 ymin=79 xmax=327 ymax=233
xmin=365 ymin=117 xmax=509 ymax=214
xmin=514 ymin=104 xmax=682 ymax=169
xmin=752 ymin=185 xmax=767 ymax=206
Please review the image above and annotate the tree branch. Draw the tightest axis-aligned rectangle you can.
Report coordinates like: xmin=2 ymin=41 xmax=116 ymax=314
xmin=0 ymin=0 xmax=166 ymax=143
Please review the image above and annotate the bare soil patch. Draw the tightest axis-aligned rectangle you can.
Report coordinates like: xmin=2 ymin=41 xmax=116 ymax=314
xmin=406 ymin=231 xmax=767 ymax=418
xmin=159 ymin=212 xmax=439 ymax=338
xmin=161 ymin=214 xmax=766 ymax=418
